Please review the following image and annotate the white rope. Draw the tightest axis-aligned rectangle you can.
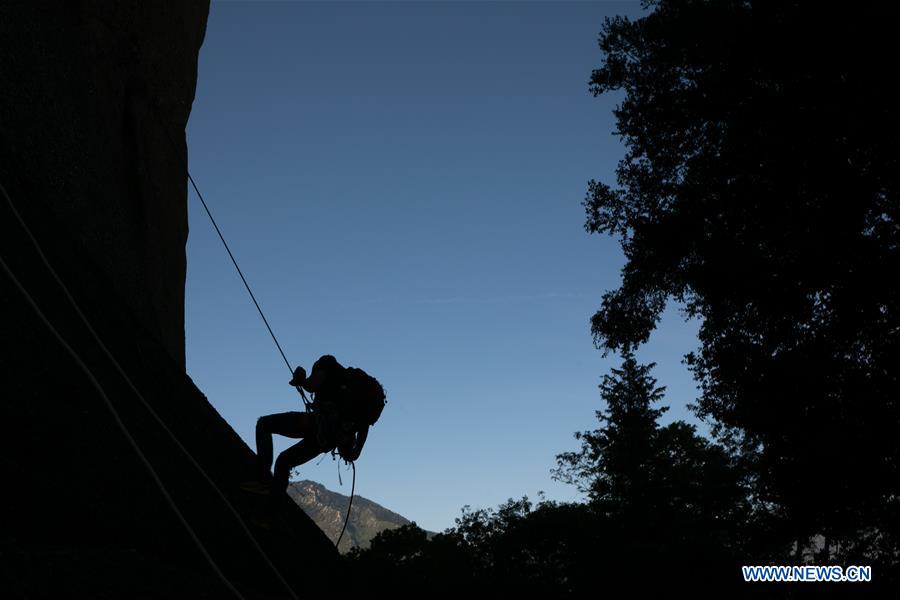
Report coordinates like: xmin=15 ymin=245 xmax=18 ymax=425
xmin=0 ymin=252 xmax=247 ymax=599
xmin=1 ymin=181 xmax=299 ymax=600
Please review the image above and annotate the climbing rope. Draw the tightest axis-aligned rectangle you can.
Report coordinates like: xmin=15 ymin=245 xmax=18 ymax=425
xmin=0 ymin=254 xmax=248 ymax=599
xmin=0 ymin=182 xmax=251 ymax=599
xmin=154 ymin=104 xmax=358 ymax=550
xmin=187 ymin=169 xmax=359 ymax=552
xmin=184 ymin=170 xmax=310 ymax=410
xmin=335 ymin=462 xmax=356 ymax=550
xmin=153 ymin=101 xmax=309 ymax=409
xmin=0 ymin=181 xmax=299 ymax=600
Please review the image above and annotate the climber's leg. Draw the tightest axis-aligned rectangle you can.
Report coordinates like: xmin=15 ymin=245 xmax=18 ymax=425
xmin=271 ymin=437 xmax=324 ymax=497
xmin=253 ymin=411 xmax=314 ymax=479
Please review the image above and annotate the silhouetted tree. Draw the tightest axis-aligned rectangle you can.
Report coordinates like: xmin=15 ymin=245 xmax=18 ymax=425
xmin=554 ymin=353 xmax=749 ymax=572
xmin=583 ymin=0 xmax=900 ymax=567
xmin=349 ymin=357 xmax=752 ymax=595
xmin=554 ymin=354 xmax=666 ymax=523
xmin=346 ymin=522 xmax=477 ymax=593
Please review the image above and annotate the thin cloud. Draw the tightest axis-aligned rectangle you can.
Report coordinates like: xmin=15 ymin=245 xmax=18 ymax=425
xmin=342 ymin=291 xmax=592 ymax=306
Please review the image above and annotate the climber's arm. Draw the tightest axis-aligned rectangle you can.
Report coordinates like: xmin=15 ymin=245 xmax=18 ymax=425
xmin=288 ymin=364 xmax=326 ymax=393
xmin=344 ymin=425 xmax=369 ymax=462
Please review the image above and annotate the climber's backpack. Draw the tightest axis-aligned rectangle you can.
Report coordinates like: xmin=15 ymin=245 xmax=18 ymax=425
xmin=339 ymin=367 xmax=386 ymax=427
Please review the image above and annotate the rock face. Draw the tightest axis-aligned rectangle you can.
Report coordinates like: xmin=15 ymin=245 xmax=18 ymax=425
xmin=0 ymin=4 xmax=338 ymax=597
xmin=0 ymin=2 xmax=207 ymax=367
xmin=289 ymin=479 xmax=430 ymax=553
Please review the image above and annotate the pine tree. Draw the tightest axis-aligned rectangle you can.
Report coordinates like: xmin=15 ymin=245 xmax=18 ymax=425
xmin=554 ymin=353 xmax=749 ymax=551
xmin=554 ymin=352 xmax=666 ymax=529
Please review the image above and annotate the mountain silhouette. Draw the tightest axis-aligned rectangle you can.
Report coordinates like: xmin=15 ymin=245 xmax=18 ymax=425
xmin=289 ymin=479 xmax=435 ymax=553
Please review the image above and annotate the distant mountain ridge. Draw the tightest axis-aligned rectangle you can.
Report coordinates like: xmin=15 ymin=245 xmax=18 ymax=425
xmin=288 ymin=480 xmax=432 ymax=553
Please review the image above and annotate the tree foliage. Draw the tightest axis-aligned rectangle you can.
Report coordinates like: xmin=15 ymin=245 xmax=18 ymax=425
xmin=347 ymin=500 xmax=605 ymax=596
xmin=584 ymin=0 xmax=900 ymax=555
xmin=350 ymin=355 xmax=749 ymax=594
xmin=554 ymin=353 xmax=749 ymax=552
xmin=350 ymin=1 xmax=900 ymax=593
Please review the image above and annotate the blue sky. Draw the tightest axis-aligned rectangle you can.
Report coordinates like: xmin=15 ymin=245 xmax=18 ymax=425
xmin=184 ymin=0 xmax=702 ymax=533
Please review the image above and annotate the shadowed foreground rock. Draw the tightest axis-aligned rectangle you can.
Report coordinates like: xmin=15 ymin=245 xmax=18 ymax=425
xmin=1 ymin=3 xmax=338 ymax=597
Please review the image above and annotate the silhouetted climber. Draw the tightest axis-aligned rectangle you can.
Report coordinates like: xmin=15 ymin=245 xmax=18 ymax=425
xmin=242 ymin=355 xmax=385 ymax=511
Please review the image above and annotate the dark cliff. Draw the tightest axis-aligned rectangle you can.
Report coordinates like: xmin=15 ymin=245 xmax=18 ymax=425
xmin=1 ymin=3 xmax=338 ymax=597
xmin=1 ymin=2 xmax=206 ymax=367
